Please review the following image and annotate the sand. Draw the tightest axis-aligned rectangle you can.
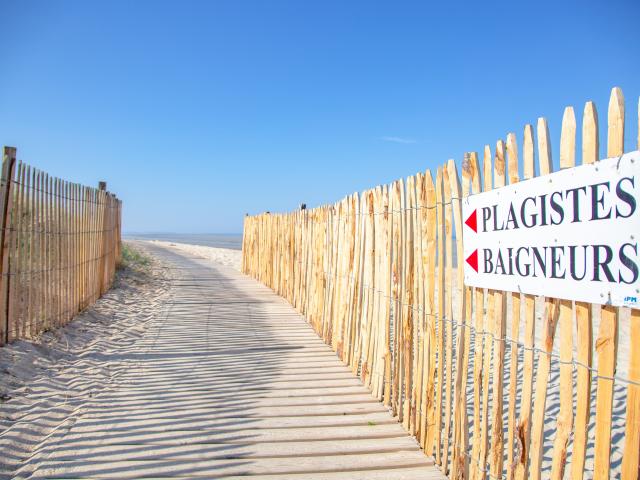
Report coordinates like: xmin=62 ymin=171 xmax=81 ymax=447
xmin=0 ymin=245 xmax=171 ymax=478
xmin=146 ymin=240 xmax=242 ymax=270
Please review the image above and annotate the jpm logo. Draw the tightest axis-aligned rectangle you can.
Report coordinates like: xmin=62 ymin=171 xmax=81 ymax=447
xmin=624 ymin=296 xmax=638 ymax=303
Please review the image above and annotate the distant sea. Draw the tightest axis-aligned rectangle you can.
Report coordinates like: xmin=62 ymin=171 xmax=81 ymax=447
xmin=124 ymin=233 xmax=243 ymax=251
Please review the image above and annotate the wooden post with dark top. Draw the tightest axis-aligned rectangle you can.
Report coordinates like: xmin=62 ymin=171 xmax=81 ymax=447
xmin=0 ymin=147 xmax=17 ymax=345
xmin=97 ymin=181 xmax=107 ymax=295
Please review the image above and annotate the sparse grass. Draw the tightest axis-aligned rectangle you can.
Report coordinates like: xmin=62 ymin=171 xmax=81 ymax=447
xmin=118 ymin=243 xmax=152 ymax=272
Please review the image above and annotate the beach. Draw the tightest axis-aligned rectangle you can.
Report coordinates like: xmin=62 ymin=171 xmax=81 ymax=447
xmin=0 ymin=242 xmax=440 ymax=479
xmin=0 ymin=243 xmax=172 ymax=476
xmin=143 ymin=240 xmax=242 ymax=270
xmin=124 ymin=234 xmax=243 ymax=251
xmin=0 ymin=240 xmax=632 ymax=479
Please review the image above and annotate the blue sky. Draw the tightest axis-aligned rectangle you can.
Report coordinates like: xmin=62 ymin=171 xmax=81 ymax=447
xmin=1 ymin=0 xmax=638 ymax=234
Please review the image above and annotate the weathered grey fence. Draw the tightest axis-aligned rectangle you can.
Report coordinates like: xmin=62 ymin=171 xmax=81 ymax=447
xmin=0 ymin=146 xmax=122 ymax=345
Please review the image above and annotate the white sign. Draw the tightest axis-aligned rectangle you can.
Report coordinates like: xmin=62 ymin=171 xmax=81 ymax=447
xmin=462 ymin=151 xmax=640 ymax=308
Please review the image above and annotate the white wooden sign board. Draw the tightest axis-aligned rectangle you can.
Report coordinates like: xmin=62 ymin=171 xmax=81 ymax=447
xmin=462 ymin=151 xmax=640 ymax=308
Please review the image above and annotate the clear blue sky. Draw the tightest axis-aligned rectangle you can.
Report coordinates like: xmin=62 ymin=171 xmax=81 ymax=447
xmin=1 ymin=0 xmax=638 ymax=234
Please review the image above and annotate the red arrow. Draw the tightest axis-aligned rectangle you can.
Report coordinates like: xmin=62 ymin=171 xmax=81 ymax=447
xmin=466 ymin=249 xmax=478 ymax=272
xmin=465 ymin=209 xmax=477 ymax=232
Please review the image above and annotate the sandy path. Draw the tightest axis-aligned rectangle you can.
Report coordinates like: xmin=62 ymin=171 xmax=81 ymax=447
xmin=145 ymin=240 xmax=242 ymax=270
xmin=1 ymin=242 xmax=442 ymax=480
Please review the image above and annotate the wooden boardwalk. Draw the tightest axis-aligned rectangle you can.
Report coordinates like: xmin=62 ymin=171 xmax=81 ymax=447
xmin=17 ymin=243 xmax=443 ymax=479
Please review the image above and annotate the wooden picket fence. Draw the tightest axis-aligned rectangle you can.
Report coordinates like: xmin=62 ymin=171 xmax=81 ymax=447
xmin=0 ymin=146 xmax=122 ymax=346
xmin=241 ymin=87 xmax=640 ymax=480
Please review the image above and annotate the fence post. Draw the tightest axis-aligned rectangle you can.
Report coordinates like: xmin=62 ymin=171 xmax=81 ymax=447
xmin=97 ymin=181 xmax=107 ymax=295
xmin=0 ymin=146 xmax=17 ymax=345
